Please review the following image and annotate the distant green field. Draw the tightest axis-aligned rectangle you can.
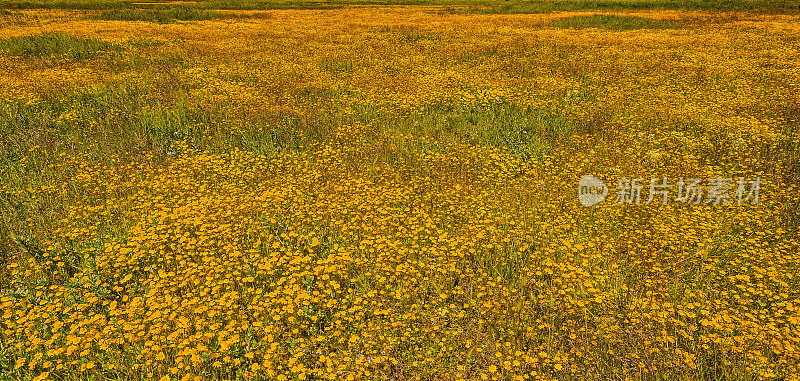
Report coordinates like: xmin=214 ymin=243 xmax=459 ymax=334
xmin=1 ymin=0 xmax=798 ymax=11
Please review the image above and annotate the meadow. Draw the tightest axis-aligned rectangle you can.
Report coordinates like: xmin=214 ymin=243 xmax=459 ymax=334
xmin=0 ymin=2 xmax=799 ymax=381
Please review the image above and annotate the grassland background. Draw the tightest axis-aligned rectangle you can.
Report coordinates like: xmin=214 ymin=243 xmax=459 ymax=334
xmin=1 ymin=1 xmax=799 ymax=381
xmin=0 ymin=0 xmax=799 ymax=11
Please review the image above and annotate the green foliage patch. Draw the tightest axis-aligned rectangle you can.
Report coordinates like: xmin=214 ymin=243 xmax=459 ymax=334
xmin=0 ymin=32 xmax=120 ymax=60
xmin=549 ymin=14 xmax=682 ymax=30
xmin=93 ymin=6 xmax=224 ymax=22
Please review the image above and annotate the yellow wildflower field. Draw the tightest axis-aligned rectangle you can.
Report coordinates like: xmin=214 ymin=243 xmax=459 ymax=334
xmin=1 ymin=6 xmax=799 ymax=381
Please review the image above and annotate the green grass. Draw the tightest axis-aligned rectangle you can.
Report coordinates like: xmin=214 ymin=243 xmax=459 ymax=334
xmin=0 ymin=32 xmax=120 ymax=60
xmin=92 ymin=6 xmax=225 ymax=22
xmin=440 ymin=0 xmax=800 ymax=13
xmin=0 ymin=0 xmax=127 ymax=9
xmin=549 ymin=14 xmax=682 ymax=30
